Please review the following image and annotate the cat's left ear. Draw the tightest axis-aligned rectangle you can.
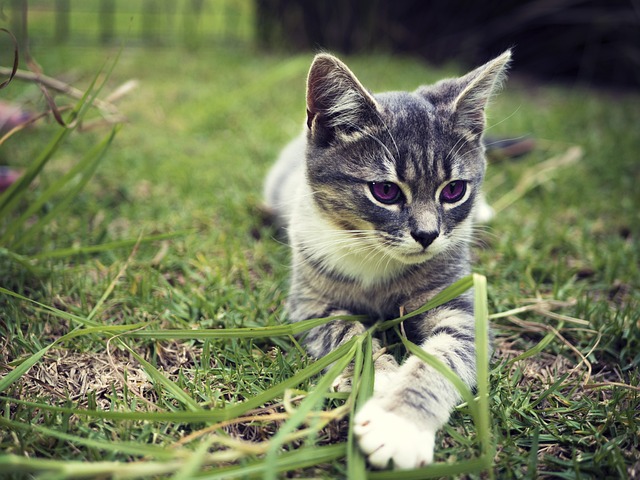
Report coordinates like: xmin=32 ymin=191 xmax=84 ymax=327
xmin=306 ymin=53 xmax=380 ymax=145
xmin=452 ymin=50 xmax=512 ymax=136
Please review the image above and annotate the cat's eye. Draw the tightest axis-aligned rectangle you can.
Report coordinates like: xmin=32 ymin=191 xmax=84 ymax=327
xmin=440 ymin=181 xmax=467 ymax=203
xmin=369 ymin=181 xmax=402 ymax=204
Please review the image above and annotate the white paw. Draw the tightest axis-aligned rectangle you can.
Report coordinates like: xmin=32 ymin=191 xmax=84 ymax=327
xmin=372 ymin=369 xmax=395 ymax=395
xmin=354 ymin=399 xmax=435 ymax=470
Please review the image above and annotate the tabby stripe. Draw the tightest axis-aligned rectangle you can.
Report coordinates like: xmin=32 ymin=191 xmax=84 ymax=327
xmin=404 ymin=387 xmax=441 ymax=419
xmin=431 ymin=326 xmax=475 ymax=344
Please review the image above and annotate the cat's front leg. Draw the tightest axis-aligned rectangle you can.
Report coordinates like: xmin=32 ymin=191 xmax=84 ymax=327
xmin=333 ymin=343 xmax=399 ymax=393
xmin=354 ymin=306 xmax=479 ymax=470
xmin=296 ymin=308 xmax=399 ymax=393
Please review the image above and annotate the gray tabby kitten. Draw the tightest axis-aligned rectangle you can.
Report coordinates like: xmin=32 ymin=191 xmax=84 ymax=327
xmin=264 ymin=51 xmax=510 ymax=469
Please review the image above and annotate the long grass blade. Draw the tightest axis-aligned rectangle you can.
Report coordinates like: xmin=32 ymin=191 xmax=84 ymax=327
xmin=0 ymin=322 xmax=149 ymax=390
xmin=508 ymin=328 xmax=560 ymax=364
xmin=193 ymin=444 xmax=345 ymax=480
xmin=0 ymin=286 xmax=104 ymax=326
xmin=397 ymin=336 xmax=477 ymax=419
xmin=119 ymin=341 xmax=203 ymax=412
xmin=0 ymin=46 xmax=121 ymax=234
xmin=263 ymin=339 xmax=357 ymax=480
xmin=0 ymin=454 xmax=183 ymax=478
xmin=0 ymin=126 xmax=70 ymax=219
xmin=376 ymin=275 xmax=474 ymax=331
xmin=0 ymin=61 xmax=103 ymax=218
xmin=170 ymin=438 xmax=215 ymax=479
xmin=6 ymin=126 xmax=119 ymax=249
xmin=0 ymin=339 xmax=358 ymax=423
xmin=0 ymin=335 xmax=58 ymax=393
xmin=472 ymin=273 xmax=494 ymax=467
xmin=347 ymin=332 xmax=372 ymax=479
xmin=30 ymin=231 xmax=190 ymax=260
xmin=0 ymin=417 xmax=178 ymax=459
xmin=124 ymin=314 xmax=364 ymax=340
xmin=0 ymin=248 xmax=40 ymax=274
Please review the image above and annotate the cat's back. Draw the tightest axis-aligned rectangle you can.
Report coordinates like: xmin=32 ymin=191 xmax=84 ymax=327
xmin=263 ymin=131 xmax=307 ymax=228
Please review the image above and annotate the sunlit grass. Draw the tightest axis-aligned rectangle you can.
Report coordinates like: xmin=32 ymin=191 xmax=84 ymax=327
xmin=1 ymin=26 xmax=639 ymax=479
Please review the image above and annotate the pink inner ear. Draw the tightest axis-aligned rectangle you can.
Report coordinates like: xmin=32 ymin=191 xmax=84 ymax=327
xmin=306 ymin=53 xmax=381 ymax=132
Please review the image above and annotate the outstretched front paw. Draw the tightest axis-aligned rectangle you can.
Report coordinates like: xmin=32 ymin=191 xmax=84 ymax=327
xmin=353 ymin=399 xmax=435 ymax=470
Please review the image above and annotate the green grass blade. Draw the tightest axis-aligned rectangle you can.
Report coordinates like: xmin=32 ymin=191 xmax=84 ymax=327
xmin=0 ymin=126 xmax=71 ymax=220
xmin=0 ymin=46 xmax=121 ymax=238
xmin=30 ymin=231 xmax=190 ymax=260
xmin=194 ymin=444 xmax=346 ymax=480
xmin=528 ymin=372 xmax=570 ymax=409
xmin=357 ymin=331 xmax=375 ymax=407
xmin=527 ymin=428 xmax=540 ymax=474
xmin=124 ymin=314 xmax=364 ymax=340
xmin=0 ymin=248 xmax=41 ymax=274
xmin=7 ymin=126 xmax=119 ymax=249
xmin=0 ymin=454 xmax=182 ymax=478
xmin=0 ymin=417 xmax=178 ymax=459
xmin=376 ymin=275 xmax=474 ymax=331
xmin=0 ymin=56 xmax=106 ymax=220
xmin=0 ymin=336 xmax=58 ymax=393
xmin=119 ymin=341 xmax=203 ymax=412
xmin=398 ymin=335 xmax=478 ymax=420
xmin=170 ymin=438 xmax=215 ymax=479
xmin=347 ymin=332 xmax=372 ymax=479
xmin=472 ymin=273 xmax=494 ymax=467
xmin=1 ymin=322 xmax=150 ymax=391
xmin=222 ymin=337 xmax=357 ymax=419
xmin=0 ymin=338 xmax=359 ymax=423
xmin=508 ymin=326 xmax=561 ymax=364
xmin=0 ymin=286 xmax=102 ymax=326
xmin=263 ymin=339 xmax=357 ymax=480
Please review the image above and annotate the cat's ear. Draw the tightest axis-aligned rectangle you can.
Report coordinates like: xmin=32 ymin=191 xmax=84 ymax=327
xmin=306 ymin=53 xmax=380 ymax=145
xmin=452 ymin=50 xmax=512 ymax=136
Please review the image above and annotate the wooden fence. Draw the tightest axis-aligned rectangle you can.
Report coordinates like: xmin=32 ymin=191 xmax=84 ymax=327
xmin=6 ymin=0 xmax=255 ymax=49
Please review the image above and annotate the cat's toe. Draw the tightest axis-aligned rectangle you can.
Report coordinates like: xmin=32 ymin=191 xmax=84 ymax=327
xmin=331 ymin=373 xmax=352 ymax=392
xmin=372 ymin=369 xmax=395 ymax=395
xmin=372 ymin=354 xmax=398 ymax=395
xmin=354 ymin=400 xmax=435 ymax=470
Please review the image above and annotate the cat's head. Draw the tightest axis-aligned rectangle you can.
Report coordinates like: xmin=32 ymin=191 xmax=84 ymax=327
xmin=303 ymin=51 xmax=510 ymax=266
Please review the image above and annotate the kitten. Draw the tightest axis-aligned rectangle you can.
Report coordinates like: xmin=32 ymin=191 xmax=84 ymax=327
xmin=264 ymin=51 xmax=510 ymax=469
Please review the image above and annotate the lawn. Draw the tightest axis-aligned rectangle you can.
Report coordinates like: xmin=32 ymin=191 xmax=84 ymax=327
xmin=1 ymin=8 xmax=639 ymax=479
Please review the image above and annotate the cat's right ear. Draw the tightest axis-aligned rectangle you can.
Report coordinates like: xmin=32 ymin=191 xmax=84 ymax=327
xmin=306 ymin=54 xmax=380 ymax=145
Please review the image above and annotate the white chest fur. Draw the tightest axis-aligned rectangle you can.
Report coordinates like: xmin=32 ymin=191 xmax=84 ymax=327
xmin=290 ymin=186 xmax=410 ymax=288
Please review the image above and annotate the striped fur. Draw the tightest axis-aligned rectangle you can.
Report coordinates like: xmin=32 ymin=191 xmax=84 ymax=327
xmin=264 ymin=51 xmax=511 ymax=470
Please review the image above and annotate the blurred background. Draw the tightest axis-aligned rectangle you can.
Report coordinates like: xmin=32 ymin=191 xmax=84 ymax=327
xmin=6 ymin=0 xmax=640 ymax=89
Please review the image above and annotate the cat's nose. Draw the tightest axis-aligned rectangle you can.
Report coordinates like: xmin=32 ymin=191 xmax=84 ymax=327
xmin=411 ymin=230 xmax=439 ymax=249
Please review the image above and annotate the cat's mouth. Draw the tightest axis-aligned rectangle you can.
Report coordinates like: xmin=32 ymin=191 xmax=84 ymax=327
xmin=388 ymin=234 xmax=452 ymax=264
xmin=392 ymin=246 xmax=438 ymax=264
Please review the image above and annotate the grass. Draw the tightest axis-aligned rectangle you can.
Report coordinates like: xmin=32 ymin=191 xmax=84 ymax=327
xmin=1 ymin=15 xmax=640 ymax=480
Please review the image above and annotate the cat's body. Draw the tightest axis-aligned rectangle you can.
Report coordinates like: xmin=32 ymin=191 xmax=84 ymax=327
xmin=264 ymin=51 xmax=510 ymax=469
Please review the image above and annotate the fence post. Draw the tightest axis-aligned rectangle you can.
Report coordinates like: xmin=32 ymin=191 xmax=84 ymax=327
xmin=9 ymin=0 xmax=28 ymax=52
xmin=99 ymin=0 xmax=115 ymax=44
xmin=183 ymin=0 xmax=204 ymax=49
xmin=55 ymin=0 xmax=70 ymax=44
